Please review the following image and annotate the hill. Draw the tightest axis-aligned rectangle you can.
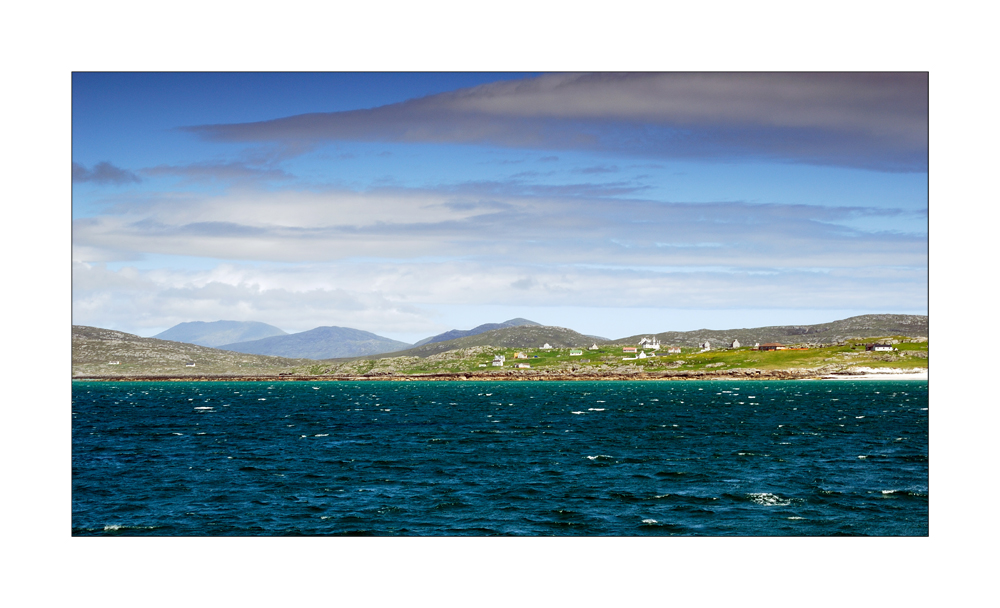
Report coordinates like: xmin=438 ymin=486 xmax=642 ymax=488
xmin=153 ymin=320 xmax=287 ymax=347
xmin=360 ymin=324 xmax=603 ymax=359
xmin=218 ymin=326 xmax=412 ymax=359
xmin=72 ymin=325 xmax=309 ymax=376
xmin=412 ymin=318 xmax=542 ymax=347
xmin=615 ymin=314 xmax=928 ymax=347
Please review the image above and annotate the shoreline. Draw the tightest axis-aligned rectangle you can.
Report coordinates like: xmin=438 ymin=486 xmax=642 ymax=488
xmin=72 ymin=367 xmax=928 ymax=382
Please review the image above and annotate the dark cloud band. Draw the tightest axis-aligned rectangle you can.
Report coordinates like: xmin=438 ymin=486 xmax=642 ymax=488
xmin=185 ymin=73 xmax=928 ymax=172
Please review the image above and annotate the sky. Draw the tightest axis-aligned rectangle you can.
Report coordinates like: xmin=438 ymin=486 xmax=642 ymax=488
xmin=72 ymin=72 xmax=928 ymax=343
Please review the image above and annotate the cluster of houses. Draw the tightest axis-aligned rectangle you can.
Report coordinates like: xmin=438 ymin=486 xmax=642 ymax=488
xmin=476 ymin=337 xmax=896 ymax=369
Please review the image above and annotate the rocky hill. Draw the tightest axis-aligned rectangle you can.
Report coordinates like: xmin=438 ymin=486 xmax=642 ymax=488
xmin=153 ymin=320 xmax=287 ymax=347
xmin=616 ymin=314 xmax=928 ymax=348
xmin=73 ymin=325 xmax=309 ymax=377
xmin=219 ymin=326 xmax=412 ymax=359
xmin=412 ymin=318 xmax=541 ymax=347
xmin=356 ymin=324 xmax=604 ymax=359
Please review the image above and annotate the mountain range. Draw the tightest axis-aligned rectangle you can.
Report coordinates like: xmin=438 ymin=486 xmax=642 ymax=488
xmin=153 ymin=320 xmax=286 ymax=347
xmin=74 ymin=314 xmax=928 ymax=376
xmin=145 ymin=314 xmax=927 ymax=361
xmin=217 ymin=326 xmax=411 ymax=360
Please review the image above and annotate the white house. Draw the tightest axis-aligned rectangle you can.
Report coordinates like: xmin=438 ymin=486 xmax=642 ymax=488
xmin=107 ymin=361 xmax=120 ymax=365
xmin=515 ymin=363 xmax=531 ymax=369
xmin=185 ymin=362 xmax=196 ymax=367
xmin=569 ymin=349 xmax=583 ymax=356
xmin=541 ymin=343 xmax=553 ymax=350
xmin=638 ymin=337 xmax=660 ymax=349
xmin=700 ymin=341 xmax=711 ymax=350
xmin=730 ymin=339 xmax=740 ymax=348
xmin=589 ymin=344 xmax=599 ymax=350
xmin=866 ymin=343 xmax=894 ymax=352
xmin=492 ymin=354 xmax=506 ymax=366
xmin=667 ymin=346 xmax=681 ymax=354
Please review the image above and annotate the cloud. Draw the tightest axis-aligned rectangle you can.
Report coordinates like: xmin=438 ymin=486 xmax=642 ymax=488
xmin=71 ymin=185 xmax=927 ymax=271
xmin=72 ymin=161 xmax=141 ymax=185
xmin=185 ymin=73 xmax=928 ymax=172
xmin=577 ymin=164 xmax=620 ymax=174
xmin=142 ymin=161 xmax=293 ymax=183
xmin=72 ymin=257 xmax=927 ymax=337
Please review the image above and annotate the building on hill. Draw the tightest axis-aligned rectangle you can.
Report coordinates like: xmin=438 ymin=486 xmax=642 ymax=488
xmin=759 ymin=343 xmax=786 ymax=351
xmin=541 ymin=343 xmax=553 ymax=349
xmin=515 ymin=363 xmax=531 ymax=369
xmin=700 ymin=341 xmax=711 ymax=350
xmin=185 ymin=361 xmax=196 ymax=367
xmin=623 ymin=347 xmax=637 ymax=353
xmin=589 ymin=344 xmax=599 ymax=350
xmin=667 ymin=346 xmax=681 ymax=354
xmin=866 ymin=343 xmax=894 ymax=352
xmin=730 ymin=339 xmax=740 ymax=348
xmin=492 ymin=354 xmax=506 ymax=366
xmin=514 ymin=352 xmax=528 ymax=359
xmin=569 ymin=349 xmax=583 ymax=356
xmin=638 ymin=337 xmax=660 ymax=349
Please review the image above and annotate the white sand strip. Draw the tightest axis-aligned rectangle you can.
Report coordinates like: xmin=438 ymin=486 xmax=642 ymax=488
xmin=821 ymin=368 xmax=927 ymax=381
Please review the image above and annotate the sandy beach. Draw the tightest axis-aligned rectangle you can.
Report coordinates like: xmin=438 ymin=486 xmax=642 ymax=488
xmin=821 ymin=367 xmax=928 ymax=381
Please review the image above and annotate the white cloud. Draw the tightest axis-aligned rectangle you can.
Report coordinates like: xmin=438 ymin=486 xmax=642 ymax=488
xmin=72 ymin=186 xmax=927 ymax=269
xmin=72 ymin=259 xmax=927 ymax=338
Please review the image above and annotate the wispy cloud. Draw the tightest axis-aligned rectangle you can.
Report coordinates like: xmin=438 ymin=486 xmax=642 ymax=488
xmin=185 ymin=73 xmax=928 ymax=172
xmin=72 ymin=184 xmax=927 ymax=270
xmin=142 ymin=161 xmax=293 ymax=184
xmin=73 ymin=161 xmax=141 ymax=185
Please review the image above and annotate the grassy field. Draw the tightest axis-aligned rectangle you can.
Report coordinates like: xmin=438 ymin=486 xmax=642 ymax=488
xmin=297 ymin=337 xmax=927 ymax=376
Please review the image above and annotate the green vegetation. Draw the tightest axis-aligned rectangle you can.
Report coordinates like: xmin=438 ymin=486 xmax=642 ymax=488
xmin=73 ymin=323 xmax=927 ymax=379
xmin=292 ymin=337 xmax=927 ymax=376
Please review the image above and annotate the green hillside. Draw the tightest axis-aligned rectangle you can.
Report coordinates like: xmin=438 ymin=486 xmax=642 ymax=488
xmin=616 ymin=314 xmax=928 ymax=348
xmin=306 ymin=335 xmax=927 ymax=377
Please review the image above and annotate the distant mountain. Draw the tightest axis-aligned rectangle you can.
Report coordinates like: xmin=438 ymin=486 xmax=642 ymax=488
xmin=153 ymin=320 xmax=287 ymax=347
xmin=219 ymin=326 xmax=412 ymax=359
xmin=413 ymin=318 xmax=542 ymax=347
xmin=363 ymin=324 xmax=603 ymax=359
xmin=615 ymin=314 xmax=928 ymax=348
xmin=73 ymin=325 xmax=308 ymax=376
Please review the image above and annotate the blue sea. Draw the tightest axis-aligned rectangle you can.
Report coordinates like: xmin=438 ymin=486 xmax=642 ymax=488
xmin=72 ymin=379 xmax=928 ymax=536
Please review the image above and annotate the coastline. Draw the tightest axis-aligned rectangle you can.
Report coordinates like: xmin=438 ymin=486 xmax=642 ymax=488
xmin=72 ymin=367 xmax=928 ymax=382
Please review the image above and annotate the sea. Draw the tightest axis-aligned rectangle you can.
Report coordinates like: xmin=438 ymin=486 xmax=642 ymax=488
xmin=72 ymin=379 xmax=928 ymax=536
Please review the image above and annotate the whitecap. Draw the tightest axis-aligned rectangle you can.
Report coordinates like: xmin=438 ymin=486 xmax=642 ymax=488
xmin=588 ymin=408 xmax=605 ymax=411
xmin=315 ymin=434 xmax=329 ymax=437
xmin=193 ymin=406 xmax=213 ymax=410
xmin=642 ymin=519 xmax=658 ymax=524
xmin=571 ymin=411 xmax=586 ymax=414
xmin=747 ymin=492 xmax=791 ymax=506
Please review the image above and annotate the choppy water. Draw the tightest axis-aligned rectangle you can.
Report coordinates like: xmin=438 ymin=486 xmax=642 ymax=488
xmin=72 ymin=379 xmax=928 ymax=536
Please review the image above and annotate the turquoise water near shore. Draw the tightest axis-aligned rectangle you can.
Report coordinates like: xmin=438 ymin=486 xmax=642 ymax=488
xmin=72 ymin=379 xmax=927 ymax=535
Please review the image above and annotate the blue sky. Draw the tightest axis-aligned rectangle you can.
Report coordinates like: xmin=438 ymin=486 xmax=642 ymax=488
xmin=72 ymin=72 xmax=928 ymax=343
